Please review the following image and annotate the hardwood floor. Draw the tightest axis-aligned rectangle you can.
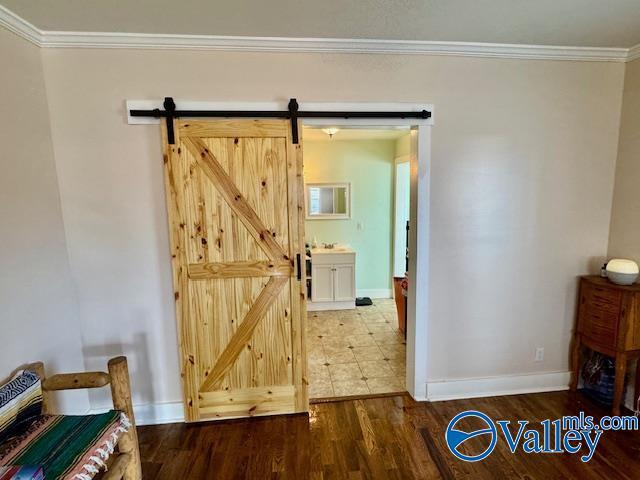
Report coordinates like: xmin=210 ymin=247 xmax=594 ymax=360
xmin=138 ymin=392 xmax=640 ymax=479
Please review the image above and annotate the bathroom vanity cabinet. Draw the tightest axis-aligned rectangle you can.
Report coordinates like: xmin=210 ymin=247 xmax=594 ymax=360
xmin=308 ymin=247 xmax=356 ymax=311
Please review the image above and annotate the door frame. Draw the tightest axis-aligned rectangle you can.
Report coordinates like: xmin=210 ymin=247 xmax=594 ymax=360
xmin=302 ymin=102 xmax=432 ymax=401
xmin=128 ymin=99 xmax=433 ymax=401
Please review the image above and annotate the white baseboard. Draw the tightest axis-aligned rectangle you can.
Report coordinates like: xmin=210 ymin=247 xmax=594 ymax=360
xmin=408 ymin=379 xmax=428 ymax=402
xmin=356 ymin=289 xmax=392 ymax=299
xmin=90 ymin=401 xmax=185 ymax=426
xmin=307 ymin=300 xmax=355 ymax=311
xmin=87 ymin=372 xmax=568 ymax=425
xmin=133 ymin=401 xmax=185 ymax=425
xmin=426 ymin=371 xmax=571 ymax=402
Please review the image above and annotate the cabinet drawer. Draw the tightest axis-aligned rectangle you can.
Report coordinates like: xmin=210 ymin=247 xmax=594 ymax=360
xmin=581 ymin=309 xmax=618 ymax=348
xmin=582 ymin=283 xmax=622 ymax=316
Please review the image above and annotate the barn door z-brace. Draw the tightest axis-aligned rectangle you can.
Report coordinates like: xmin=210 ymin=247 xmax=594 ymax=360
xmin=129 ymin=97 xmax=432 ymax=144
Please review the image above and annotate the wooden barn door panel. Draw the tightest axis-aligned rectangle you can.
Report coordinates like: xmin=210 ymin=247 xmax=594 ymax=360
xmin=162 ymin=120 xmax=307 ymax=422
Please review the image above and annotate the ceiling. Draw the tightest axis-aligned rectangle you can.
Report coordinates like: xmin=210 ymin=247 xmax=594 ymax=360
xmin=303 ymin=128 xmax=409 ymax=142
xmin=2 ymin=0 xmax=640 ymax=48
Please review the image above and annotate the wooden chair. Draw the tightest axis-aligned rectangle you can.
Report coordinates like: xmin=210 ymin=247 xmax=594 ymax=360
xmin=25 ymin=357 xmax=142 ymax=480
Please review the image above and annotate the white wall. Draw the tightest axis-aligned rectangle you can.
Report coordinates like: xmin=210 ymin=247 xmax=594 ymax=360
xmin=34 ymin=47 xmax=625 ymax=411
xmin=0 ymin=28 xmax=89 ymax=413
xmin=607 ymin=58 xmax=640 ymax=409
xmin=609 ymin=58 xmax=640 ymax=261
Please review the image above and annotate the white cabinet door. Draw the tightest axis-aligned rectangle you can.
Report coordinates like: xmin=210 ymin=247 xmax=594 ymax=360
xmin=333 ymin=264 xmax=355 ymax=302
xmin=312 ymin=264 xmax=334 ymax=302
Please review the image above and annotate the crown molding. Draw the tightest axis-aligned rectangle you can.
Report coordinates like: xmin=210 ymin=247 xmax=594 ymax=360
xmin=628 ymin=44 xmax=640 ymax=62
xmin=1 ymin=4 xmax=639 ymax=63
xmin=0 ymin=4 xmax=42 ymax=45
xmin=38 ymin=31 xmax=632 ymax=62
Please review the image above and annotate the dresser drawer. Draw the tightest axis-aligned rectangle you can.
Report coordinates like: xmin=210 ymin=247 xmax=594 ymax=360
xmin=582 ymin=283 xmax=622 ymax=316
xmin=582 ymin=310 xmax=618 ymax=348
xmin=579 ymin=281 xmax=623 ymax=349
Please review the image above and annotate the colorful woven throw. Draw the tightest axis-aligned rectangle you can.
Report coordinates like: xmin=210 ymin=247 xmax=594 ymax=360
xmin=0 ymin=465 xmax=44 ymax=480
xmin=0 ymin=411 xmax=129 ymax=480
xmin=0 ymin=371 xmax=42 ymax=445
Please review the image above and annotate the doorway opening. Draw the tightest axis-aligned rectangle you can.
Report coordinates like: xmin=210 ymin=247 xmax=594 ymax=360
xmin=127 ymin=98 xmax=432 ymax=416
xmin=303 ymin=126 xmax=410 ymax=400
xmin=300 ymin=109 xmax=431 ymax=404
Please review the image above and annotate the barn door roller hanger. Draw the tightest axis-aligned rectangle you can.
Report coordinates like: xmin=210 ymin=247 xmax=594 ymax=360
xmin=129 ymin=97 xmax=431 ymax=145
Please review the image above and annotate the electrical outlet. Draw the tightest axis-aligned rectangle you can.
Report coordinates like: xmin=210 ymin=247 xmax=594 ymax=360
xmin=534 ymin=347 xmax=544 ymax=362
xmin=357 ymin=222 xmax=364 ymax=231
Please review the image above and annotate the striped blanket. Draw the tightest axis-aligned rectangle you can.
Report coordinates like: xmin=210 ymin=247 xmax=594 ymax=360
xmin=0 ymin=465 xmax=44 ymax=479
xmin=0 ymin=411 xmax=129 ymax=480
xmin=0 ymin=371 xmax=42 ymax=446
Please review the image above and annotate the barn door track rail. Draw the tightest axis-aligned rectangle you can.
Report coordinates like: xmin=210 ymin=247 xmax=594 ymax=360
xmin=129 ymin=97 xmax=432 ymax=144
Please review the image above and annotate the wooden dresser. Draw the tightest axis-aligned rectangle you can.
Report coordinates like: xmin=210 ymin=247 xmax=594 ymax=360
xmin=570 ymin=275 xmax=640 ymax=414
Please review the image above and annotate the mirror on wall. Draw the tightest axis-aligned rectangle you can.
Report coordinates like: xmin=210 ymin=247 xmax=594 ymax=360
xmin=306 ymin=183 xmax=351 ymax=219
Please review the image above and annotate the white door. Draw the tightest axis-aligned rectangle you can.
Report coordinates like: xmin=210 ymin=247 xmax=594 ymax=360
xmin=312 ymin=265 xmax=334 ymax=302
xmin=393 ymin=161 xmax=410 ymax=277
xmin=333 ymin=264 xmax=355 ymax=302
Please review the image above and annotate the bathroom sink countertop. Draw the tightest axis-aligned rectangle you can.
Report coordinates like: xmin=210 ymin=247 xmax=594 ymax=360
xmin=310 ymin=246 xmax=354 ymax=254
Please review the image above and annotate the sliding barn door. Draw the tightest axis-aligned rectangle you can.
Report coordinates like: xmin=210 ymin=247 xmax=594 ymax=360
xmin=162 ymin=119 xmax=307 ymax=422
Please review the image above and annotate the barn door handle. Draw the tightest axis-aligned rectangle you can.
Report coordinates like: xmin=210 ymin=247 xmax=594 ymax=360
xmin=296 ymin=253 xmax=302 ymax=281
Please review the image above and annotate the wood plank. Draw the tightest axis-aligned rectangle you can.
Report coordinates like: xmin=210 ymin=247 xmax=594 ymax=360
xmin=199 ymin=275 xmax=288 ymax=392
xmin=287 ymin=120 xmax=308 ymax=413
xmin=197 ymin=137 xmax=244 ymax=390
xmin=222 ymin=137 xmax=253 ymax=389
xmin=354 ymin=399 xmax=378 ymax=455
xmin=188 ymin=261 xmax=292 ymax=279
xmin=179 ymin=119 xmax=288 ymax=138
xmin=246 ymin=137 xmax=293 ymax=390
xmin=162 ymin=121 xmax=200 ymax=422
xmin=198 ymin=385 xmax=295 ymax=419
xmin=189 ymin=278 xmax=214 ymax=389
xmin=226 ymin=277 xmax=265 ymax=390
xmin=182 ymin=136 xmax=288 ymax=263
xmin=295 ymin=129 xmax=309 ymax=412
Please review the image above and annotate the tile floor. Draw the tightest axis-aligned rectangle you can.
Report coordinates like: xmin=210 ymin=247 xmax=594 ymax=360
xmin=307 ymin=298 xmax=406 ymax=399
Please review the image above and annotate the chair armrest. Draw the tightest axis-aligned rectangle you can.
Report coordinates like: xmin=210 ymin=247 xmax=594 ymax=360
xmin=42 ymin=371 xmax=110 ymax=391
xmin=23 ymin=357 xmax=142 ymax=479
